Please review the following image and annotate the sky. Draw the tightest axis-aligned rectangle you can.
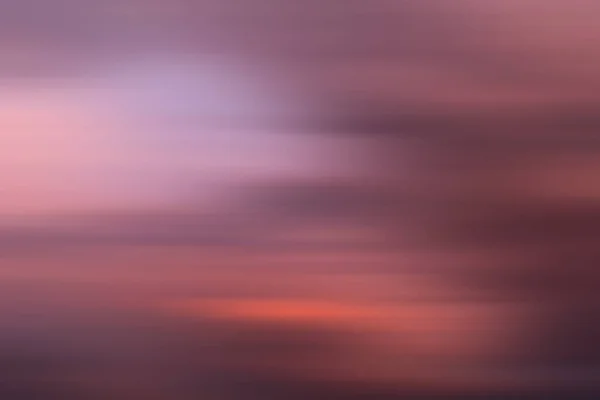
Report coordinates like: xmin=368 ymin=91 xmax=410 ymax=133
xmin=0 ymin=3 xmax=599 ymax=397
xmin=2 ymin=0 xmax=600 ymax=219
xmin=0 ymin=51 xmax=364 ymax=218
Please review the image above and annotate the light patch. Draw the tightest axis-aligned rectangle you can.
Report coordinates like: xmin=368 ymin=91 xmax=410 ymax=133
xmin=0 ymin=53 xmax=344 ymax=218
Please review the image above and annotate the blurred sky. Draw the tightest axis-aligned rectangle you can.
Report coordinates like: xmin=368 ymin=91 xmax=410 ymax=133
xmin=0 ymin=50 xmax=365 ymax=217
xmin=2 ymin=0 xmax=600 ymax=219
xmin=0 ymin=3 xmax=600 ymax=397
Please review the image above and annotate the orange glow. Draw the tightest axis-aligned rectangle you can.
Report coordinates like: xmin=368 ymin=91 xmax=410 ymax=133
xmin=162 ymin=298 xmax=392 ymax=326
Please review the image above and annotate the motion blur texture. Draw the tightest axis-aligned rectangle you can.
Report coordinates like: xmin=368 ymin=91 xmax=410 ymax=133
xmin=1 ymin=0 xmax=600 ymax=399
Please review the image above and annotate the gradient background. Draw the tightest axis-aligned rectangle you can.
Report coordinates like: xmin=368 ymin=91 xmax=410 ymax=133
xmin=0 ymin=1 xmax=599 ymax=398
